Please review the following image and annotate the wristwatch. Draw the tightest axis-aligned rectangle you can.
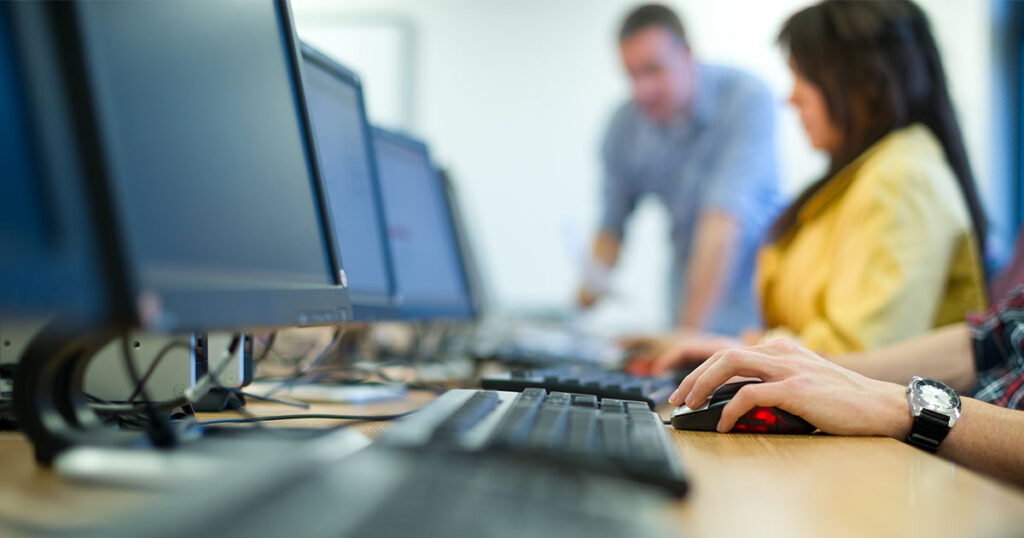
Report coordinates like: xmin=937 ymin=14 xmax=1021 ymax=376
xmin=905 ymin=376 xmax=961 ymax=453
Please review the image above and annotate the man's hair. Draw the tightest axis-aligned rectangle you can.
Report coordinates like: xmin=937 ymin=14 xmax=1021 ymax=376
xmin=618 ymin=3 xmax=688 ymax=46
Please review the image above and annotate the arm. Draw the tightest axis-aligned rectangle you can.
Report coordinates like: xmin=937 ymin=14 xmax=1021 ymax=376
xmin=677 ymin=211 xmax=743 ymax=330
xmin=579 ymin=109 xmax=637 ymax=309
xmin=670 ymin=339 xmax=1024 ymax=486
xmin=577 ymin=232 xmax=622 ymax=308
xmin=644 ymin=317 xmax=973 ymax=378
xmin=688 ymin=79 xmax=778 ymax=328
xmin=939 ymin=398 xmax=1024 ymax=485
xmin=618 ymin=212 xmax=749 ymax=373
xmin=833 ymin=323 xmax=976 ymax=393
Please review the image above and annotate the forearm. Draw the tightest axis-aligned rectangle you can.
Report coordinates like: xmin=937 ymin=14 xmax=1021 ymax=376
xmin=936 ymin=398 xmax=1024 ymax=485
xmin=876 ymin=385 xmax=1024 ymax=486
xmin=834 ymin=323 xmax=976 ymax=393
xmin=677 ymin=212 xmax=741 ymax=330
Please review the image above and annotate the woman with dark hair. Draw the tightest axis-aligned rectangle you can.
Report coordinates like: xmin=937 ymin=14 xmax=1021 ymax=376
xmin=627 ymin=0 xmax=987 ymax=374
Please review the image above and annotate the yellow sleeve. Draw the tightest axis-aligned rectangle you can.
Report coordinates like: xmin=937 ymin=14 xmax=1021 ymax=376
xmin=796 ymin=164 xmax=962 ymax=355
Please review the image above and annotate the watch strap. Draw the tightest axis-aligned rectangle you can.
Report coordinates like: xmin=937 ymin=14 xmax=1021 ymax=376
xmin=905 ymin=408 xmax=951 ymax=453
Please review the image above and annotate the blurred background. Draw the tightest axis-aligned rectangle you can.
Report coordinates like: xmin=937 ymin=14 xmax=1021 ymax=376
xmin=291 ymin=0 xmax=1014 ymax=335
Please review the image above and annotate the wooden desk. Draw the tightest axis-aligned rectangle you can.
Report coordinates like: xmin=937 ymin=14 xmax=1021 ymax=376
xmin=0 ymin=391 xmax=1022 ymax=537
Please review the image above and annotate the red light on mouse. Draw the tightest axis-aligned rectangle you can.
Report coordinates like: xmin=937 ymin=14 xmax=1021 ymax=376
xmin=749 ymin=407 xmax=777 ymax=425
xmin=729 ymin=407 xmax=778 ymax=433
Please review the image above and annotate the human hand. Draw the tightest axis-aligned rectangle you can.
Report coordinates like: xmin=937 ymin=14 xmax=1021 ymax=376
xmin=620 ymin=330 xmax=744 ymax=376
xmin=576 ymin=285 xmax=601 ymax=310
xmin=668 ymin=338 xmax=911 ymax=437
xmin=619 ymin=331 xmax=683 ymax=375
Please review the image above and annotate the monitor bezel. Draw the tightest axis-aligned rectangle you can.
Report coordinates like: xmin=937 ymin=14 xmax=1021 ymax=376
xmin=300 ymin=43 xmax=400 ymax=321
xmin=371 ymin=127 xmax=476 ymax=322
xmin=64 ymin=0 xmax=352 ymax=332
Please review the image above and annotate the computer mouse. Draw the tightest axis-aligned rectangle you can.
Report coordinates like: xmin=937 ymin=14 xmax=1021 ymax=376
xmin=670 ymin=380 xmax=816 ymax=434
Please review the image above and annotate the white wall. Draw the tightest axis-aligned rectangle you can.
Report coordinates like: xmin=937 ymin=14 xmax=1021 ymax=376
xmin=293 ymin=0 xmax=1003 ymax=335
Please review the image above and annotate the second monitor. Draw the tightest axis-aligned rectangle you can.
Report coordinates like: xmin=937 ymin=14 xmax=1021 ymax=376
xmin=302 ymin=44 xmax=398 ymax=320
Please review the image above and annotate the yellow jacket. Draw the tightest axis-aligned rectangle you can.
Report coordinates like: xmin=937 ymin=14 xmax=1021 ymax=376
xmin=757 ymin=124 xmax=986 ymax=355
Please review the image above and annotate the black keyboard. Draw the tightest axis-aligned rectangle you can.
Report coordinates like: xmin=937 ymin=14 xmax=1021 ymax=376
xmin=480 ymin=364 xmax=684 ymax=408
xmin=86 ymin=389 xmax=685 ymax=537
xmin=379 ymin=388 xmax=688 ymax=496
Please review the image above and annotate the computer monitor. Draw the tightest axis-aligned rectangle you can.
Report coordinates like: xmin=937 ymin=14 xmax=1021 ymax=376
xmin=301 ymin=44 xmax=398 ymax=320
xmin=68 ymin=0 xmax=351 ymax=330
xmin=0 ymin=3 xmax=109 ymax=322
xmin=8 ymin=0 xmax=352 ymax=462
xmin=437 ymin=168 xmax=488 ymax=320
xmin=372 ymin=128 xmax=474 ymax=320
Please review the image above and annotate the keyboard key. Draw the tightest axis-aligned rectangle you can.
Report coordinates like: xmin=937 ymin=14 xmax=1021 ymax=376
xmin=431 ymin=391 xmax=500 ymax=443
xmin=488 ymin=389 xmax=546 ymax=449
xmin=566 ymin=406 xmax=599 ymax=456
xmin=600 ymin=402 xmax=629 ymax=460
xmin=527 ymin=392 xmax=571 ymax=450
xmin=572 ymin=394 xmax=598 ymax=408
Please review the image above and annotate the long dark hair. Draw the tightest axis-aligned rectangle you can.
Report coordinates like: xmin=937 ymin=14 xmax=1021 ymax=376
xmin=771 ymin=0 xmax=987 ymax=255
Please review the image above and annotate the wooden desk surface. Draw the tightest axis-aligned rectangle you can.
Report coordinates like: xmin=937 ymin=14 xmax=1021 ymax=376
xmin=1 ymin=391 xmax=1023 ymax=537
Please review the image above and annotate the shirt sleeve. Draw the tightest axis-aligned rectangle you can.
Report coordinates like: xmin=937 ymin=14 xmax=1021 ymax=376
xmin=701 ymin=82 xmax=779 ymax=230
xmin=598 ymin=113 xmax=638 ymax=239
xmin=796 ymin=164 xmax=967 ymax=355
xmin=968 ymin=288 xmax=1024 ymax=407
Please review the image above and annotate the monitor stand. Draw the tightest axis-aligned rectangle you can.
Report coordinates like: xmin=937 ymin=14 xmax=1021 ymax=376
xmin=191 ymin=387 xmax=246 ymax=412
xmin=14 ymin=321 xmax=372 ymax=486
xmin=13 ymin=320 xmax=157 ymax=464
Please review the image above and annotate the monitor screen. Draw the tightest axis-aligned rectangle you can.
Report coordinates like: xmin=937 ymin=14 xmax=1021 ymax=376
xmin=372 ymin=128 xmax=474 ymax=320
xmin=0 ymin=3 xmax=108 ymax=320
xmin=72 ymin=0 xmax=350 ymax=330
xmin=0 ymin=8 xmax=46 ymax=255
xmin=302 ymin=45 xmax=397 ymax=320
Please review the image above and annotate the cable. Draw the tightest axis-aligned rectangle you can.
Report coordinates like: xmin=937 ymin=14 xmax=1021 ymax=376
xmin=260 ymin=329 xmax=335 ymax=373
xmin=253 ymin=331 xmax=278 ymax=365
xmin=295 ymin=327 xmax=345 ymax=375
xmin=99 ymin=334 xmax=243 ymax=422
xmin=255 ymin=328 xmax=347 ymax=397
xmin=370 ymin=361 xmax=450 ymax=393
xmin=127 ymin=340 xmax=192 ymax=402
xmin=226 ymin=388 xmax=309 ymax=409
xmin=89 ymin=397 xmax=191 ymax=415
xmin=121 ymin=335 xmax=176 ymax=447
xmin=83 ymin=392 xmax=114 ymax=405
xmin=186 ymin=334 xmax=242 ymax=403
xmin=92 ymin=334 xmax=245 ymax=426
xmin=196 ymin=408 xmax=419 ymax=426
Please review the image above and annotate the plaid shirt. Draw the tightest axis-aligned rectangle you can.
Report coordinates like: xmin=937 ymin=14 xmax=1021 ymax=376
xmin=968 ymin=287 xmax=1024 ymax=409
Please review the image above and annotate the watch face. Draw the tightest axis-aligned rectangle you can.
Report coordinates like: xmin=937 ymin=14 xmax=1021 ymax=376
xmin=911 ymin=377 xmax=961 ymax=415
xmin=919 ymin=384 xmax=954 ymax=409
